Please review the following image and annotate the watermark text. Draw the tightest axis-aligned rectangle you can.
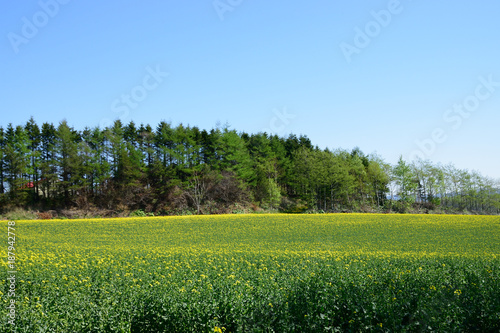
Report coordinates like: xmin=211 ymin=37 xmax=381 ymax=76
xmin=8 ymin=0 xmax=71 ymax=54
xmin=409 ymin=75 xmax=499 ymax=160
xmin=6 ymin=221 xmax=17 ymax=326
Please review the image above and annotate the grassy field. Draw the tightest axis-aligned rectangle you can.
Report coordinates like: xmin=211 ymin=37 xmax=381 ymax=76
xmin=1 ymin=214 xmax=500 ymax=332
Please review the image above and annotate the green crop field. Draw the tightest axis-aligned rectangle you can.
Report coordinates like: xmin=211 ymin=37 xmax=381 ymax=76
xmin=2 ymin=214 xmax=500 ymax=332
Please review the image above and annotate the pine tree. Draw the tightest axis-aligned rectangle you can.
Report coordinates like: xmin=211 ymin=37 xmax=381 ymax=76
xmin=39 ymin=122 xmax=57 ymax=199
xmin=219 ymin=128 xmax=255 ymax=184
xmin=393 ymin=156 xmax=417 ymax=203
xmin=55 ymin=121 xmax=81 ymax=205
xmin=3 ymin=124 xmax=31 ymax=204
xmin=25 ymin=117 xmax=42 ymax=202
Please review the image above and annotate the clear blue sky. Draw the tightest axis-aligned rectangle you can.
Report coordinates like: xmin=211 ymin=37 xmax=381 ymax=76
xmin=1 ymin=1 xmax=499 ymax=179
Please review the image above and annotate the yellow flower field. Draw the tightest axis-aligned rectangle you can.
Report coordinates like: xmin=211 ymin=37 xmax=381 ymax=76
xmin=1 ymin=214 xmax=499 ymax=332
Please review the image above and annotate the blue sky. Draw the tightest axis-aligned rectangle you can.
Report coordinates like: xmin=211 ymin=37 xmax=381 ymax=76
xmin=1 ymin=1 xmax=499 ymax=179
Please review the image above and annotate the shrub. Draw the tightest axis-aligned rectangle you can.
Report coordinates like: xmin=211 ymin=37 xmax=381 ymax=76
xmin=37 ymin=211 xmax=53 ymax=220
xmin=5 ymin=208 xmax=38 ymax=220
xmin=130 ymin=209 xmax=147 ymax=217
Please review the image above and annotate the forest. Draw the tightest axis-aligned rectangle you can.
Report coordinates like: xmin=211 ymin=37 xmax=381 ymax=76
xmin=0 ymin=117 xmax=499 ymax=217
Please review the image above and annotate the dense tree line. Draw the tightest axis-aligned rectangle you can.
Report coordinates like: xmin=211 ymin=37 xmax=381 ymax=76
xmin=0 ymin=118 xmax=499 ymax=215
